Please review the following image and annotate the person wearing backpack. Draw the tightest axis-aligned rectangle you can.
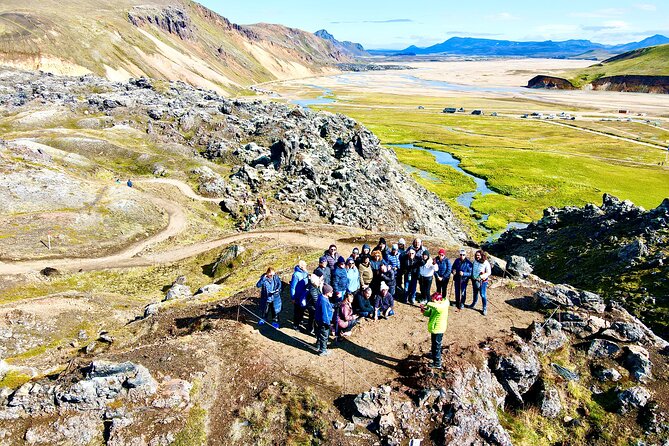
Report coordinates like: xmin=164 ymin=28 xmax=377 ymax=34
xmin=421 ymin=292 xmax=449 ymax=369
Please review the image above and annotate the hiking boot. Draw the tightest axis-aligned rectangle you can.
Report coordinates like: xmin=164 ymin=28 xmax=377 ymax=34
xmin=319 ymin=350 xmax=332 ymax=357
xmin=341 ymin=331 xmax=352 ymax=337
xmin=482 ymin=309 xmax=487 ymax=316
xmin=429 ymin=363 xmax=442 ymax=369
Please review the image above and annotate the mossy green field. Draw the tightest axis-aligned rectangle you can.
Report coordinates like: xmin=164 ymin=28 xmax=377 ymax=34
xmin=313 ymin=92 xmax=669 ymax=236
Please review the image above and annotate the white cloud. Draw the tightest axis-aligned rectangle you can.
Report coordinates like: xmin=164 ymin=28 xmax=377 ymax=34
xmin=486 ymin=12 xmax=519 ymax=21
xmin=570 ymin=8 xmax=625 ymax=18
xmin=635 ymin=3 xmax=657 ymax=11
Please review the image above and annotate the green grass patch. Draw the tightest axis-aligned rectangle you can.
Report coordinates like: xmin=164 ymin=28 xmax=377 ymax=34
xmin=172 ymin=404 xmax=208 ymax=446
xmin=0 ymin=370 xmax=32 ymax=390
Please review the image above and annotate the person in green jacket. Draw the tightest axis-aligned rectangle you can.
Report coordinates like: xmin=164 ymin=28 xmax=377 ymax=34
xmin=421 ymin=292 xmax=449 ymax=369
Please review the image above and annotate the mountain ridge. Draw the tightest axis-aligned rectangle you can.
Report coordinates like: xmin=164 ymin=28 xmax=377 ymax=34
xmin=0 ymin=0 xmax=351 ymax=95
xmin=396 ymin=34 xmax=669 ymax=59
xmin=314 ymin=29 xmax=369 ymax=57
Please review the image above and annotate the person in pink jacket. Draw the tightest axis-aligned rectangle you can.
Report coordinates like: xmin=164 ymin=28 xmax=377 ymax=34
xmin=338 ymin=292 xmax=359 ymax=338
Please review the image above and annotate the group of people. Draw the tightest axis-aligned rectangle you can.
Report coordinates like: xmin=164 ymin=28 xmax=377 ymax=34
xmin=256 ymin=237 xmax=492 ymax=359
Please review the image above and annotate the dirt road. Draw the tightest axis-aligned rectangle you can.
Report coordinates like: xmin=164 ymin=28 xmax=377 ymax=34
xmin=0 ymin=178 xmax=365 ymax=275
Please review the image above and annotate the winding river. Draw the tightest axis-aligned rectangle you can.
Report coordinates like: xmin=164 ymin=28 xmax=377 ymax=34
xmin=389 ymin=143 xmax=528 ymax=238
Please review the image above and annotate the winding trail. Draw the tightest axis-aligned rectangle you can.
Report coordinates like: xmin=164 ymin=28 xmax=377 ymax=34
xmin=0 ymin=178 xmax=362 ymax=276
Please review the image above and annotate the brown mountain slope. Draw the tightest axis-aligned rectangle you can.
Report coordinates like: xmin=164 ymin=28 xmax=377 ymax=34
xmin=0 ymin=0 xmax=349 ymax=95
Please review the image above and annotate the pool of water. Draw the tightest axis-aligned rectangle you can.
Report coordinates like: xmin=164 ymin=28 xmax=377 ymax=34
xmin=290 ymin=85 xmax=336 ymax=108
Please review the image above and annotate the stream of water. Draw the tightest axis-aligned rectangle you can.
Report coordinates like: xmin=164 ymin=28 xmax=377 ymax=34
xmin=390 ymin=143 xmax=528 ymax=238
xmin=290 ymin=85 xmax=336 ymax=108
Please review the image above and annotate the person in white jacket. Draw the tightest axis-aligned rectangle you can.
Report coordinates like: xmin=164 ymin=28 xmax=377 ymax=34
xmin=418 ymin=250 xmax=439 ymax=304
xmin=468 ymin=250 xmax=492 ymax=315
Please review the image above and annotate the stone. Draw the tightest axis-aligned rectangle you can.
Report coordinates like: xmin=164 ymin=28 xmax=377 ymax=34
xmin=353 ymin=385 xmax=392 ymax=419
xmin=492 ymin=337 xmax=540 ymax=405
xmin=622 ymin=345 xmax=652 ymax=382
xmin=211 ymin=245 xmax=246 ymax=278
xmin=144 ymin=303 xmax=160 ymax=318
xmin=587 ymin=339 xmax=621 ymax=359
xmin=594 ymin=367 xmax=622 ymax=382
xmin=40 ymin=267 xmax=60 ymax=277
xmin=605 ymin=321 xmax=645 ymax=343
xmin=197 ymin=284 xmax=222 ymax=295
xmin=505 ymin=255 xmax=533 ymax=279
xmin=164 ymin=283 xmax=192 ymax=301
xmin=539 ymin=386 xmax=562 ymax=418
xmin=618 ymin=238 xmax=649 ymax=261
xmin=528 ymin=319 xmax=567 ymax=353
xmin=617 ymin=386 xmax=651 ymax=414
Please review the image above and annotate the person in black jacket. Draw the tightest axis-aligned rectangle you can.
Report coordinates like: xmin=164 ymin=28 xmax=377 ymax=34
xmin=314 ymin=256 xmax=331 ymax=286
xmin=353 ymin=287 xmax=375 ymax=318
xmin=402 ymin=247 xmax=424 ymax=305
xmin=452 ymin=248 xmax=473 ymax=309
xmin=305 ymin=271 xmax=324 ymax=335
xmin=379 ymin=263 xmax=396 ymax=298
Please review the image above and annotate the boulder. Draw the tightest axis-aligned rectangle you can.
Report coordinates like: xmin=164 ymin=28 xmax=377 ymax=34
xmin=197 ymin=284 xmax=222 ymax=295
xmin=602 ymin=321 xmax=645 ymax=343
xmin=528 ymin=319 xmax=567 ymax=353
xmin=618 ymin=238 xmax=649 ymax=261
xmin=164 ymin=284 xmax=191 ymax=301
xmin=505 ymin=255 xmax=533 ymax=279
xmin=211 ymin=245 xmax=246 ymax=279
xmin=617 ymin=386 xmax=651 ymax=414
xmin=594 ymin=367 xmax=622 ymax=382
xmin=622 ymin=345 xmax=652 ymax=382
xmin=492 ymin=337 xmax=540 ymax=405
xmin=353 ymin=385 xmax=392 ymax=419
xmin=539 ymin=386 xmax=562 ymax=418
xmin=587 ymin=339 xmax=621 ymax=359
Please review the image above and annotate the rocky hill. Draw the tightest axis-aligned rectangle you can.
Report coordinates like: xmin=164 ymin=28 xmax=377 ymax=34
xmin=488 ymin=194 xmax=669 ymax=340
xmin=315 ymin=29 xmax=370 ymax=57
xmin=529 ymin=44 xmax=669 ymax=93
xmin=0 ymin=68 xmax=468 ymax=244
xmin=0 ymin=0 xmax=351 ymax=95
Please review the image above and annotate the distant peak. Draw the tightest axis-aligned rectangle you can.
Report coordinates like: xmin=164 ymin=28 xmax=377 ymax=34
xmin=315 ymin=29 xmax=335 ymax=40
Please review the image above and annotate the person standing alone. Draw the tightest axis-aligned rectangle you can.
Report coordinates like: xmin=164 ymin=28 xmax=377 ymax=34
xmin=421 ymin=292 xmax=449 ymax=369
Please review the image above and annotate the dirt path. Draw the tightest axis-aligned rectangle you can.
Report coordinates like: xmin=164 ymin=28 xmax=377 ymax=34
xmin=138 ymin=178 xmax=223 ymax=203
xmin=0 ymin=175 xmax=368 ymax=275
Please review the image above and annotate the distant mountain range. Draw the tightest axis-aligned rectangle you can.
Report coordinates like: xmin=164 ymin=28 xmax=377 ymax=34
xmin=314 ymin=29 xmax=369 ymax=57
xmin=386 ymin=34 xmax=669 ymax=59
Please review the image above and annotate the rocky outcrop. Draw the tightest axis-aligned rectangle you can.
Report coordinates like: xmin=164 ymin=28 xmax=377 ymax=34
xmin=592 ymin=75 xmax=669 ymax=94
xmin=489 ymin=194 xmax=669 ymax=339
xmin=0 ymin=69 xmax=468 ymax=244
xmin=527 ymin=75 xmax=576 ymax=90
xmin=128 ymin=5 xmax=195 ymax=40
xmin=0 ymin=361 xmax=191 ymax=444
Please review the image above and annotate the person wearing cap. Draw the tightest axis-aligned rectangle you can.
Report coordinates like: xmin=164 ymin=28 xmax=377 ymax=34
xmin=346 ymin=257 xmax=361 ymax=295
xmin=358 ymin=254 xmax=374 ymax=289
xmin=373 ymin=282 xmax=395 ymax=320
xmin=332 ymin=256 xmax=349 ymax=301
xmin=469 ymin=250 xmax=492 ymax=316
xmin=374 ymin=237 xmax=388 ymax=259
xmin=323 ymin=244 xmax=339 ymax=272
xmin=418 ymin=250 xmax=438 ymax=304
xmin=353 ymin=286 xmax=375 ymax=318
xmin=386 ymin=243 xmax=401 ymax=273
xmin=402 ymin=247 xmax=423 ymax=304
xmin=434 ymin=249 xmax=453 ymax=300
xmin=373 ymin=282 xmax=394 ymax=320
xmin=315 ymin=256 xmax=331 ymax=287
xmin=452 ymin=248 xmax=473 ymax=309
xmin=350 ymin=247 xmax=360 ymax=265
xmin=290 ymin=260 xmax=310 ymax=331
xmin=256 ymin=267 xmax=283 ymax=328
xmin=306 ymin=271 xmax=324 ymax=335
xmin=359 ymin=244 xmax=372 ymax=265
xmin=421 ymin=292 xmax=449 ymax=369
xmin=337 ymin=292 xmax=359 ymax=338
xmin=380 ymin=263 xmax=397 ymax=298
xmin=315 ymin=284 xmax=335 ymax=356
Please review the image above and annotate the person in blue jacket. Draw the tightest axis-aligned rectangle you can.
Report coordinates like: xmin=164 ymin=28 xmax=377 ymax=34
xmin=256 ymin=267 xmax=282 ymax=328
xmin=434 ymin=248 xmax=453 ymax=299
xmin=315 ymin=284 xmax=335 ymax=356
xmin=451 ymin=248 xmax=473 ymax=309
xmin=290 ymin=260 xmax=310 ymax=331
xmin=346 ymin=257 xmax=361 ymax=295
xmin=332 ymin=256 xmax=349 ymax=301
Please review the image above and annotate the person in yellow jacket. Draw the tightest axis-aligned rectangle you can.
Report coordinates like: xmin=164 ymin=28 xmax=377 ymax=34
xmin=421 ymin=292 xmax=449 ymax=369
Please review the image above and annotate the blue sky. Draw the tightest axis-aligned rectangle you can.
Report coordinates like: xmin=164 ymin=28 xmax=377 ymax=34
xmin=199 ymin=1 xmax=669 ymax=49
